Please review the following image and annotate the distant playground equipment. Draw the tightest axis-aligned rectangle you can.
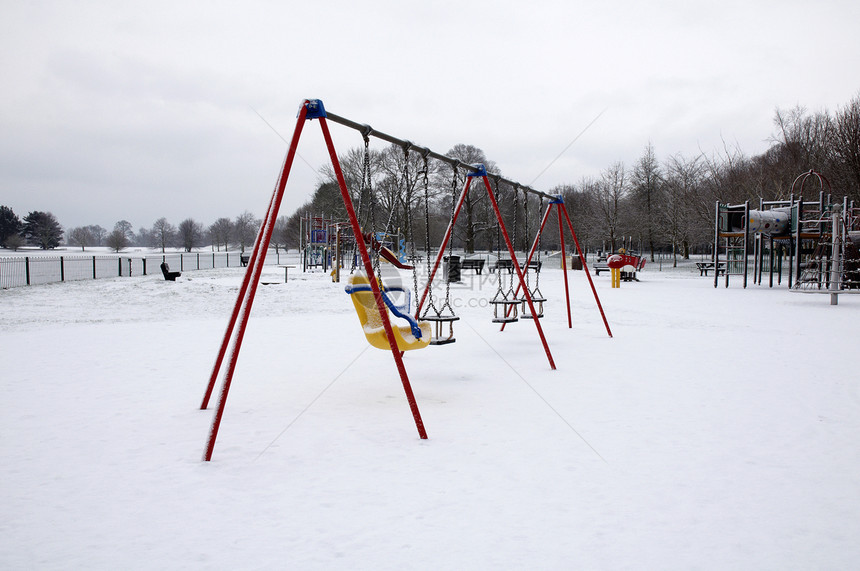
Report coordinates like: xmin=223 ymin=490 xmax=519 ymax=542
xmin=594 ymin=247 xmax=646 ymax=287
xmin=713 ymin=170 xmax=859 ymax=303
xmin=606 ymin=252 xmax=643 ymax=288
xmin=300 ymin=213 xmax=357 ymax=273
xmin=199 ymin=99 xmax=613 ymax=460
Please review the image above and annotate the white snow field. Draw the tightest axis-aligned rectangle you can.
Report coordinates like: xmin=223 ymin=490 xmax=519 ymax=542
xmin=2 ymin=260 xmax=858 ymax=570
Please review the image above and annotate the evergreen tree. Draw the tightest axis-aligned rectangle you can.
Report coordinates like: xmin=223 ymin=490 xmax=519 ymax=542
xmin=0 ymin=205 xmax=23 ymax=247
xmin=22 ymin=211 xmax=63 ymax=249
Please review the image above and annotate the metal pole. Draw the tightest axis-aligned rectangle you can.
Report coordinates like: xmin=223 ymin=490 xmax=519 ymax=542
xmin=203 ymin=103 xmax=308 ymax=461
xmin=743 ymin=201 xmax=749 ymax=288
xmin=713 ymin=201 xmax=720 ymax=288
xmin=793 ymin=197 xmax=804 ymax=288
xmin=830 ymin=206 xmax=841 ymax=305
xmin=318 ymin=114 xmax=428 ymax=440
xmin=324 ymin=110 xmax=556 ymax=202
xmin=557 ymin=205 xmax=572 ymax=329
xmin=201 ymin=176 xmax=280 ymax=410
xmin=560 ymin=202 xmax=613 ymax=338
xmin=479 ymin=175 xmax=556 ymax=370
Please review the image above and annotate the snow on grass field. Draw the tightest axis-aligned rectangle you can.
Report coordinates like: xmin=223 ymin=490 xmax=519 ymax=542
xmin=1 ymin=262 xmax=858 ymax=569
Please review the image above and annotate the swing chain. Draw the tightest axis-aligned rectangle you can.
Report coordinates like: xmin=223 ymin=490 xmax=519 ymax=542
xmin=508 ymin=184 xmax=518 ymax=293
xmin=419 ymin=152 xmax=439 ymax=316
xmin=408 ymin=150 xmax=426 ymax=313
xmin=352 ymin=134 xmax=372 ymax=273
xmin=535 ymin=197 xmax=544 ymax=291
xmin=439 ymin=165 xmax=457 ymax=316
xmin=491 ymin=177 xmax=508 ymax=301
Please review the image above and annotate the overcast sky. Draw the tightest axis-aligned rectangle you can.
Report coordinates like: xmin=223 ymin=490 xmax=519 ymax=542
xmin=2 ymin=0 xmax=858 ymax=232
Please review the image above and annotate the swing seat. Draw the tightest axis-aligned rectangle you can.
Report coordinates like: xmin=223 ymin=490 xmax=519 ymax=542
xmin=490 ymin=298 xmax=520 ymax=323
xmin=520 ymin=291 xmax=546 ymax=319
xmin=520 ymin=301 xmax=545 ymax=319
xmin=345 ymin=273 xmax=431 ymax=351
xmin=422 ymin=314 xmax=460 ymax=345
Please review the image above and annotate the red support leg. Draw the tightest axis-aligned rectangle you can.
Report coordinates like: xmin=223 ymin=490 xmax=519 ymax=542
xmin=557 ymin=206 xmax=573 ymax=329
xmin=501 ymin=202 xmax=554 ymax=331
xmin=480 ymin=176 xmax=556 ymax=370
xmin=203 ymin=102 xmax=309 ymax=461
xmin=201 ymin=192 xmax=276 ymax=410
xmin=318 ymin=117 xmax=428 ymax=440
xmin=559 ymin=202 xmax=612 ymax=338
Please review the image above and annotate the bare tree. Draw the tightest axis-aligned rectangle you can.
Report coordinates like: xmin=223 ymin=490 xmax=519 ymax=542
xmin=595 ymin=162 xmax=628 ymax=252
xmin=208 ymin=218 xmax=232 ymax=252
xmin=833 ymin=94 xmax=860 ymax=199
xmin=771 ymin=106 xmax=835 ymax=177
xmin=151 ymin=217 xmax=176 ymax=253
xmin=442 ymin=144 xmax=497 ymax=253
xmin=86 ymin=225 xmax=106 ymax=246
xmin=663 ymin=154 xmax=705 ymax=265
xmin=559 ymin=182 xmax=600 ymax=254
xmin=233 ymin=211 xmax=260 ymax=252
xmin=272 ymin=215 xmax=289 ymax=253
xmin=177 ymin=218 xmax=203 ymax=252
xmin=114 ymin=220 xmax=135 ymax=244
xmin=67 ymin=226 xmax=94 ymax=251
xmin=630 ymin=143 xmax=664 ymax=260
xmin=106 ymin=228 xmax=128 ymax=252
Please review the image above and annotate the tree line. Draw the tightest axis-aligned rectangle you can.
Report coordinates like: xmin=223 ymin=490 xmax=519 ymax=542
xmin=0 ymin=208 xmax=280 ymax=254
xmin=284 ymin=95 xmax=859 ymax=267
xmin=3 ymin=95 xmax=857 ymax=261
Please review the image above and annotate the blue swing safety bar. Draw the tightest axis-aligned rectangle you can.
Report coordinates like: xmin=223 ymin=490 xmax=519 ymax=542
xmin=344 ymin=282 xmax=425 ymax=339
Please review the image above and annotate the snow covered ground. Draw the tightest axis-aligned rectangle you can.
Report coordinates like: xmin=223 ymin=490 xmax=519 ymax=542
xmin=2 ymin=260 xmax=858 ymax=569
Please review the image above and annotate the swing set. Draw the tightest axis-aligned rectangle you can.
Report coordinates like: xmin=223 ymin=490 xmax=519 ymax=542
xmin=199 ymin=99 xmax=611 ymax=460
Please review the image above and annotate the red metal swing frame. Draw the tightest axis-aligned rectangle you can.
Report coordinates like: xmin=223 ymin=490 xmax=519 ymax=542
xmin=200 ymin=99 xmax=590 ymax=460
xmin=498 ymin=198 xmax=613 ymax=337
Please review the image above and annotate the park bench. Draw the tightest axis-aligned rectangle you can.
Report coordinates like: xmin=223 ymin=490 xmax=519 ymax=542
xmin=240 ymin=253 xmax=250 ymax=267
xmin=461 ymin=259 xmax=485 ymax=274
xmin=491 ymin=259 xmax=542 ymax=273
xmin=160 ymin=262 xmax=181 ymax=281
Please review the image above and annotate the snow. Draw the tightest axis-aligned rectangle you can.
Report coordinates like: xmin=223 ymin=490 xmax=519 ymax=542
xmin=2 ymin=259 xmax=859 ymax=569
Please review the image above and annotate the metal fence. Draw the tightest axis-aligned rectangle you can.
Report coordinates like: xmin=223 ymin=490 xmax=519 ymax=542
xmin=0 ymin=249 xmax=297 ymax=289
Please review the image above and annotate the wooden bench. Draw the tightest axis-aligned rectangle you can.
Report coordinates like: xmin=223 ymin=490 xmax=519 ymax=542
xmin=461 ymin=259 xmax=485 ymax=274
xmin=160 ymin=262 xmax=181 ymax=281
xmin=240 ymin=253 xmax=250 ymax=267
xmin=696 ymin=262 xmax=726 ymax=276
xmin=491 ymin=259 xmax=542 ymax=273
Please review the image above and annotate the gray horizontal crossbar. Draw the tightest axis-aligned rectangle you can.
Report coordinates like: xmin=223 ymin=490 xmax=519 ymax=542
xmin=324 ymin=110 xmax=557 ymax=201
